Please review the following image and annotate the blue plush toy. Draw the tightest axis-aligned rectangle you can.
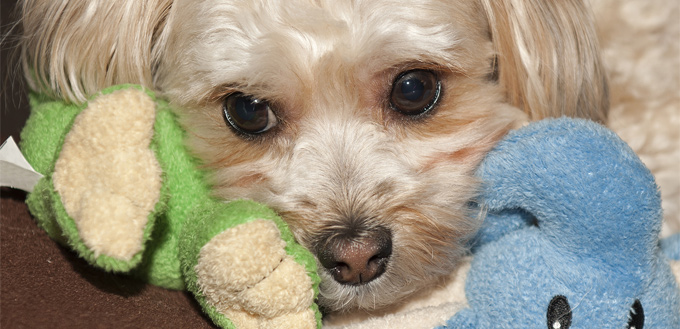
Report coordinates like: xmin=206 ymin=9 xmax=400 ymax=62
xmin=439 ymin=118 xmax=680 ymax=329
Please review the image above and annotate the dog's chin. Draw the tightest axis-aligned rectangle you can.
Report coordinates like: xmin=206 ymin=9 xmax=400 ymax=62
xmin=316 ymin=257 xmax=457 ymax=312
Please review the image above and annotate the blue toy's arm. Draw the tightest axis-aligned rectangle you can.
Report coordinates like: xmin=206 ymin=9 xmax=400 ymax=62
xmin=467 ymin=208 xmax=534 ymax=252
xmin=475 ymin=118 xmax=662 ymax=268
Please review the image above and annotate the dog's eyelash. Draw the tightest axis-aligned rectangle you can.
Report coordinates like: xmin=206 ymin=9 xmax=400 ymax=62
xmin=209 ymin=86 xmax=240 ymax=103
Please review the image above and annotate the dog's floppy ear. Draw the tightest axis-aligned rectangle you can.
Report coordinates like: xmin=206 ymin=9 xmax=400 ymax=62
xmin=480 ymin=0 xmax=608 ymax=122
xmin=20 ymin=0 xmax=174 ymax=103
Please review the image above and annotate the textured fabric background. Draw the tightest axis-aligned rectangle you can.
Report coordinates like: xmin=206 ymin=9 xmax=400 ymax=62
xmin=0 ymin=189 xmax=216 ymax=328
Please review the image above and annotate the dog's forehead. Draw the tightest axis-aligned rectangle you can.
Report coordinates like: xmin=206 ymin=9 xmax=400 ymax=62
xmin=169 ymin=0 xmax=484 ymax=103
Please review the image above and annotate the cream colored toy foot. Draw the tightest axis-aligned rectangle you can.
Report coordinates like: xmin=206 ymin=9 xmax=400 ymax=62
xmin=195 ymin=220 xmax=316 ymax=329
xmin=52 ymin=88 xmax=162 ymax=261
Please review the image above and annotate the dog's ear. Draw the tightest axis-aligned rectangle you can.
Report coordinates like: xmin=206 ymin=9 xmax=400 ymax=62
xmin=480 ymin=0 xmax=608 ymax=122
xmin=20 ymin=0 xmax=174 ymax=103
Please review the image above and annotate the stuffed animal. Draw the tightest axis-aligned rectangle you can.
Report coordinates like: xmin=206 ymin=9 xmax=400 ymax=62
xmin=439 ymin=118 xmax=680 ymax=329
xmin=19 ymin=85 xmax=321 ymax=329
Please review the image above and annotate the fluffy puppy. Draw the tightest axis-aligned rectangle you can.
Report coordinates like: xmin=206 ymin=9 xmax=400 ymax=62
xmin=19 ymin=0 xmax=608 ymax=312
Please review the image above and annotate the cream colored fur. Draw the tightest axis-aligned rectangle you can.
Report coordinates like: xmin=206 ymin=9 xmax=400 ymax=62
xmin=481 ymin=0 xmax=608 ymax=122
xmin=20 ymin=0 xmax=173 ymax=103
xmin=53 ymin=88 xmax=161 ymax=261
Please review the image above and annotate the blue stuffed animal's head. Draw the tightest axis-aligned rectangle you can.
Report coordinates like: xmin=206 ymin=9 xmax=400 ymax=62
xmin=441 ymin=118 xmax=680 ymax=329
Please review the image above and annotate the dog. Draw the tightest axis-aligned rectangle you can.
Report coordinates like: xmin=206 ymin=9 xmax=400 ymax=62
xmin=19 ymin=0 xmax=608 ymax=313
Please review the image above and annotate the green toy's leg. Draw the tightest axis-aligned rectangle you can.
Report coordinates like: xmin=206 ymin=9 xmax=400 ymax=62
xmin=180 ymin=200 xmax=321 ymax=329
xmin=24 ymin=86 xmax=163 ymax=272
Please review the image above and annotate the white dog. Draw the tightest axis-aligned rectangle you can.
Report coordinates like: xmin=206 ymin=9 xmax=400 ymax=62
xmin=20 ymin=0 xmax=609 ymax=314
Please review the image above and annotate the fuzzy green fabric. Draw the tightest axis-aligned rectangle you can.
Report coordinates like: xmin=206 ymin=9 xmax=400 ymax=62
xmin=21 ymin=85 xmax=321 ymax=328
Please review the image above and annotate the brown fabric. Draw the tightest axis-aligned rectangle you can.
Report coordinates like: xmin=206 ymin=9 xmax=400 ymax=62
xmin=1 ymin=189 xmax=216 ymax=329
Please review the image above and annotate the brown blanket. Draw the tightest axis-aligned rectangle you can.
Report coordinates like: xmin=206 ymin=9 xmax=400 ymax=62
xmin=0 ymin=189 xmax=216 ymax=328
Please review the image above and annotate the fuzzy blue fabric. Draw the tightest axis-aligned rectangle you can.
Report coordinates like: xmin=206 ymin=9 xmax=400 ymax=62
xmin=439 ymin=118 xmax=680 ymax=329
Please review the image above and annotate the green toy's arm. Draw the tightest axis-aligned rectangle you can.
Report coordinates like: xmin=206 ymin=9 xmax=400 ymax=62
xmin=180 ymin=199 xmax=321 ymax=329
xmin=21 ymin=85 xmax=321 ymax=328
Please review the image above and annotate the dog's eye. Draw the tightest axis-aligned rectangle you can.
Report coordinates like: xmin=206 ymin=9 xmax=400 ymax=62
xmin=389 ymin=70 xmax=441 ymax=115
xmin=223 ymin=93 xmax=278 ymax=135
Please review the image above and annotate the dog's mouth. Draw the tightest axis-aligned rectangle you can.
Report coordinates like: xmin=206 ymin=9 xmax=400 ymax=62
xmin=315 ymin=226 xmax=393 ymax=286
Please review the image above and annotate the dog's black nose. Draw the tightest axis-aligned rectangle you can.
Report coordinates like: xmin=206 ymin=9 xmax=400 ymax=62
xmin=317 ymin=228 xmax=392 ymax=285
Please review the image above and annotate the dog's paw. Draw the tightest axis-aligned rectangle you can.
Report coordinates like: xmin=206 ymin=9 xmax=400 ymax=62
xmin=53 ymin=88 xmax=161 ymax=260
xmin=196 ymin=220 xmax=316 ymax=328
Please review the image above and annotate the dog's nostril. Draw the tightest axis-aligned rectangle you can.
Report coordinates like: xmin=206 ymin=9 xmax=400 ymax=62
xmin=318 ymin=229 xmax=392 ymax=285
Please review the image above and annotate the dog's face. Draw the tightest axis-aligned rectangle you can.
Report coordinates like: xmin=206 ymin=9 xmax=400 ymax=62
xmin=157 ymin=0 xmax=524 ymax=311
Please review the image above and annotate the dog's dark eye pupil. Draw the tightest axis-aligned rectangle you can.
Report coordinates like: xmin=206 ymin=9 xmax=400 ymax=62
xmin=390 ymin=70 xmax=441 ymax=115
xmin=223 ymin=93 xmax=276 ymax=135
xmin=400 ymin=78 xmax=425 ymax=101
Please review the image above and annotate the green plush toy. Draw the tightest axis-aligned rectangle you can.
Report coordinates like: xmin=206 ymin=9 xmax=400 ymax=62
xmin=20 ymin=85 xmax=321 ymax=329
